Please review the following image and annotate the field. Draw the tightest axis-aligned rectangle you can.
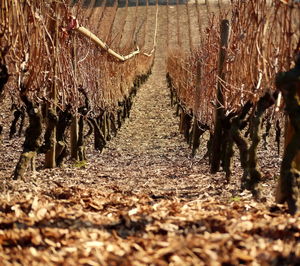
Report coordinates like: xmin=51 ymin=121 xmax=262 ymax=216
xmin=0 ymin=0 xmax=300 ymax=265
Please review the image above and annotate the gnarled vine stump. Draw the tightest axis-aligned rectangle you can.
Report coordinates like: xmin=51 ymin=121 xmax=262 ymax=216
xmin=275 ymin=55 xmax=300 ymax=214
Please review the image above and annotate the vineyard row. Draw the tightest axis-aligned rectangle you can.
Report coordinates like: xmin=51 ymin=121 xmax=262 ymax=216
xmin=0 ymin=0 xmax=156 ymax=179
xmin=166 ymin=0 xmax=300 ymax=213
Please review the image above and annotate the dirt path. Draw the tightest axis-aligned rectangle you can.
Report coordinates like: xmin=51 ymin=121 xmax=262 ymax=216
xmin=54 ymin=5 xmax=218 ymax=200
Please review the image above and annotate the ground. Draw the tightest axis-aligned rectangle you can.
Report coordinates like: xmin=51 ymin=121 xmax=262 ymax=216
xmin=0 ymin=2 xmax=299 ymax=266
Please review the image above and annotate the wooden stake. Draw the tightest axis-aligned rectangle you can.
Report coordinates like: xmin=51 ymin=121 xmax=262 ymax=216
xmin=45 ymin=2 xmax=59 ymax=168
xmin=210 ymin=19 xmax=230 ymax=173
xmin=70 ymin=35 xmax=78 ymax=160
xmin=75 ymin=26 xmax=140 ymax=61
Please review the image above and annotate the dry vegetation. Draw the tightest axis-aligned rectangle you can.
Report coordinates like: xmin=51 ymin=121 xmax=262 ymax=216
xmin=0 ymin=0 xmax=154 ymax=178
xmin=167 ymin=0 xmax=300 ymax=211
xmin=0 ymin=0 xmax=300 ymax=265
xmin=1 ymin=187 xmax=299 ymax=265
